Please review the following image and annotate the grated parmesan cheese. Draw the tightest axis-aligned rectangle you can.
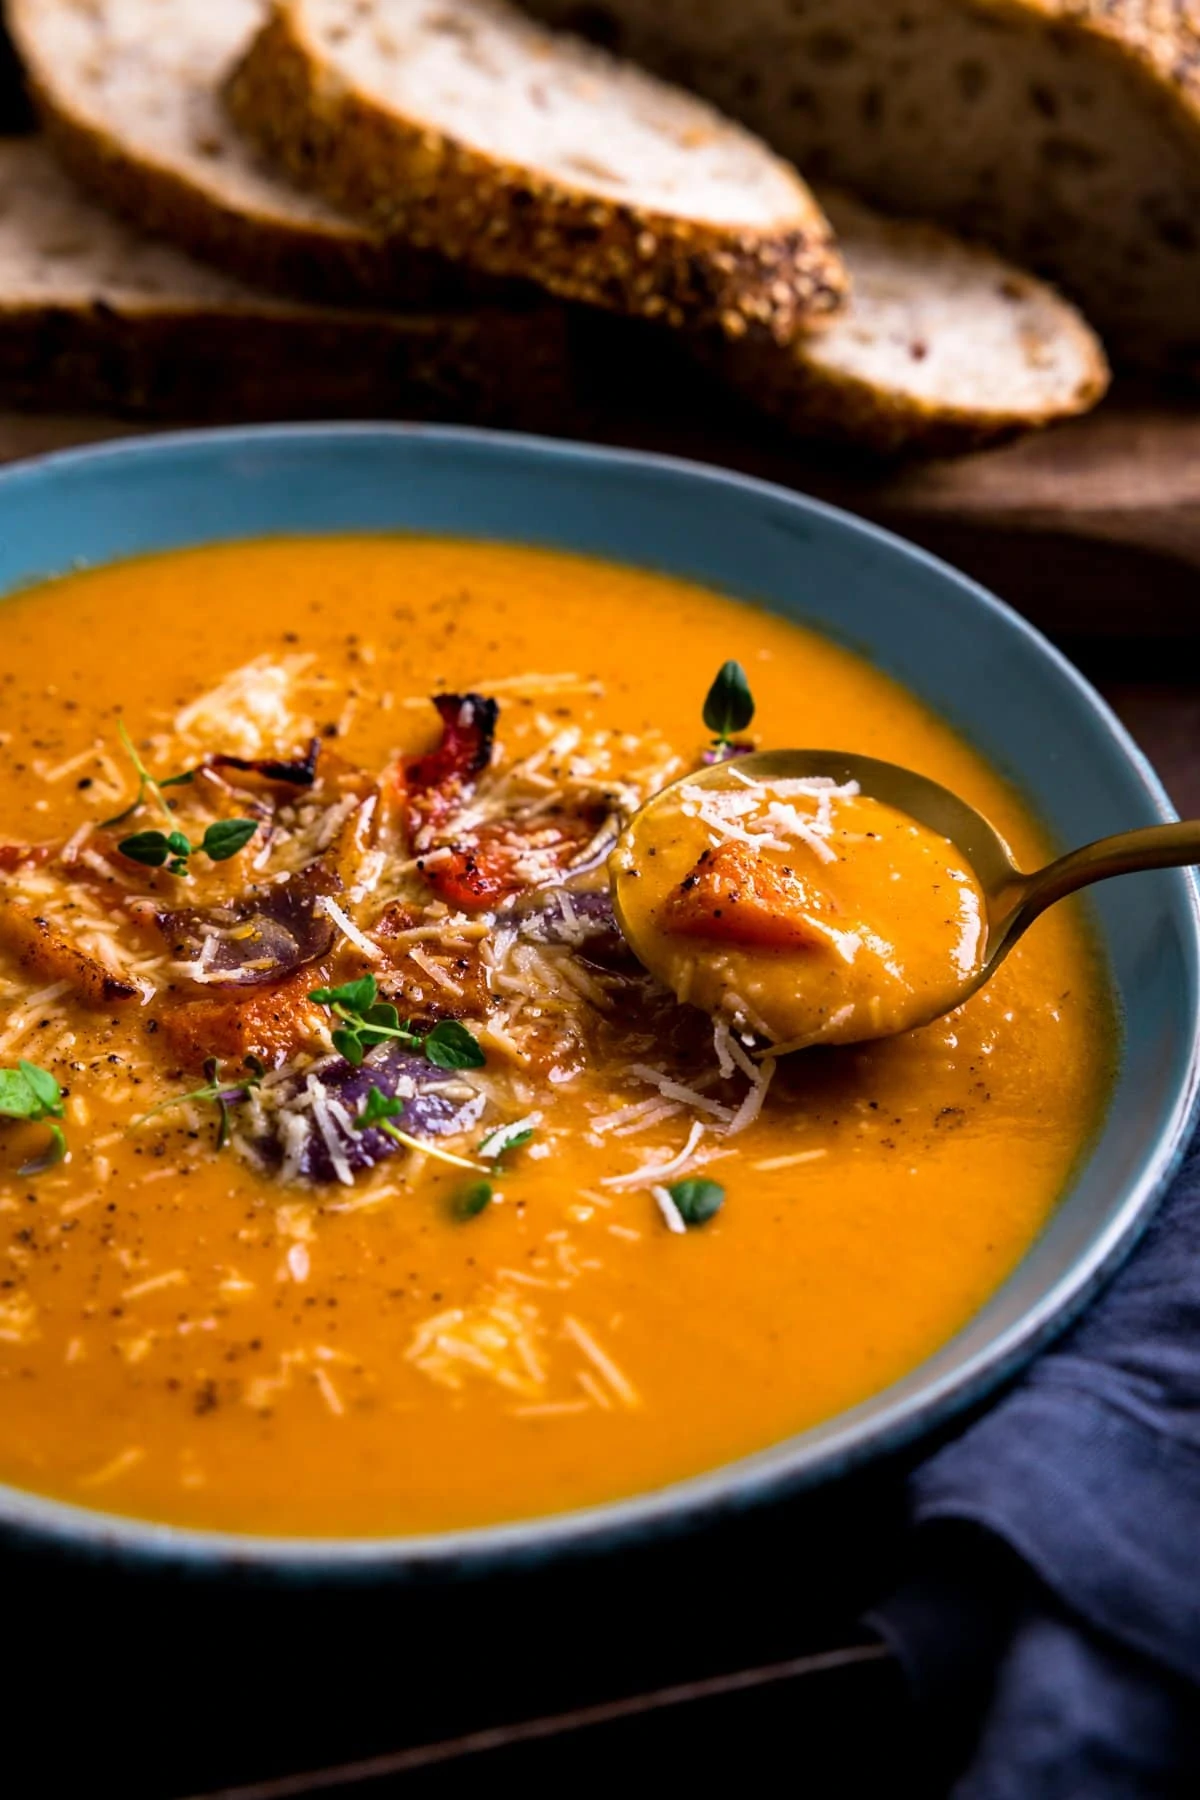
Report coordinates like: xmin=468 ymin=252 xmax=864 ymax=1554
xmin=601 ymin=1120 xmax=706 ymax=1192
xmin=651 ymin=1184 xmax=687 ymax=1235
xmin=305 ymin=1073 xmax=355 ymax=1188
xmin=316 ymin=894 xmax=383 ymax=963
xmin=725 ymin=1056 xmax=777 ymax=1138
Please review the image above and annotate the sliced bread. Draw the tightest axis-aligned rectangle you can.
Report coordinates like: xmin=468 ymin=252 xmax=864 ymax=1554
xmin=223 ymin=0 xmax=846 ymax=343
xmin=520 ymin=0 xmax=1200 ymax=373
xmin=704 ymin=189 xmax=1110 ymax=455
xmin=5 ymin=0 xmax=506 ymax=305
xmin=0 ymin=137 xmax=573 ymax=424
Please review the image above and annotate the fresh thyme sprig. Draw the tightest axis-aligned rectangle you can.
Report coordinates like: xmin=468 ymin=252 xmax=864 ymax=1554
xmin=356 ymin=1084 xmax=405 ymax=1136
xmin=102 ymin=719 xmax=196 ymax=828
xmin=308 ymin=976 xmax=486 ymax=1071
xmin=448 ymin=1116 xmax=540 ymax=1220
xmin=131 ymin=1055 xmax=264 ymax=1149
xmin=0 ymin=1060 xmax=68 ymax=1175
xmin=117 ymin=817 xmax=258 ymax=876
xmin=352 ymin=1084 xmax=487 ymax=1175
xmin=702 ymin=661 xmax=755 ymax=763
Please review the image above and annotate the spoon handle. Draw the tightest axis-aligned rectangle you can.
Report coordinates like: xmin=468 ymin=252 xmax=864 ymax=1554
xmin=1013 ymin=820 xmax=1200 ymax=930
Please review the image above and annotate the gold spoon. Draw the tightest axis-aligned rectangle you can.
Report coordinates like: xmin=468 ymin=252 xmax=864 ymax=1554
xmin=612 ymin=749 xmax=1200 ymax=1042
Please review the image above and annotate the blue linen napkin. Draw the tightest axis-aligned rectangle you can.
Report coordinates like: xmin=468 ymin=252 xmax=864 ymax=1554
xmin=873 ymin=1132 xmax=1200 ymax=1797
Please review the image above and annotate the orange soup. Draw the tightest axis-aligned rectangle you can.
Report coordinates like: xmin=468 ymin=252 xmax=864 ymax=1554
xmin=0 ymin=536 xmax=1112 ymax=1536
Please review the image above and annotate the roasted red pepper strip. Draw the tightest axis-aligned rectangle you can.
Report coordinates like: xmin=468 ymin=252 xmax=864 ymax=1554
xmin=0 ymin=844 xmax=54 ymax=873
xmin=423 ymin=835 xmax=525 ymax=911
xmin=404 ymin=694 xmax=498 ymax=828
xmin=403 ymin=694 xmax=608 ymax=910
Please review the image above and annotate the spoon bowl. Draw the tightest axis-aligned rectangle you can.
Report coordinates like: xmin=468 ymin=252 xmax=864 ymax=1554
xmin=613 ymin=748 xmax=1200 ymax=1043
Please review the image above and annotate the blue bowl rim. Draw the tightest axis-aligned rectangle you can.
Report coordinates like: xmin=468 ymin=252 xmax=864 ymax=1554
xmin=0 ymin=419 xmax=1195 ymax=1580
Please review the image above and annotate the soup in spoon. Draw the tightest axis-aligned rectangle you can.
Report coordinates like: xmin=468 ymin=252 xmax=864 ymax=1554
xmin=612 ymin=760 xmax=987 ymax=1050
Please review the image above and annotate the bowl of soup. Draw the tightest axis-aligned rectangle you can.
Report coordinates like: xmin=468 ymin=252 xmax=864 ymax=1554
xmin=0 ymin=424 xmax=1195 ymax=1574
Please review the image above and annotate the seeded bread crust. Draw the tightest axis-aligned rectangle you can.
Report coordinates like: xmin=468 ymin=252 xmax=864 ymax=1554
xmin=705 ymin=191 xmax=1110 ymax=456
xmin=224 ymin=1 xmax=847 ymax=343
xmin=520 ymin=0 xmax=1200 ymax=372
xmin=0 ymin=137 xmax=574 ymax=425
xmin=5 ymin=0 xmax=509 ymax=307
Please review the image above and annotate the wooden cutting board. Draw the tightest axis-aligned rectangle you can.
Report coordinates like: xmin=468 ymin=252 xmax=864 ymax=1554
xmin=0 ymin=388 xmax=1195 ymax=643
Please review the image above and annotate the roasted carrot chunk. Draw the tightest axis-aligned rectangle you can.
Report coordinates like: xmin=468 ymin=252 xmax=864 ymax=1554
xmin=660 ymin=842 xmax=834 ymax=951
xmin=158 ymin=968 xmax=328 ymax=1069
xmin=0 ymin=898 xmax=138 ymax=1005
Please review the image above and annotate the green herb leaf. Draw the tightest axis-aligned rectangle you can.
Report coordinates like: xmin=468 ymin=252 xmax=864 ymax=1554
xmin=117 ymin=829 xmax=174 ymax=869
xmin=310 ymin=975 xmax=378 ymax=1012
xmin=309 ymin=979 xmax=477 ymax=1069
xmin=18 ymin=1060 xmax=63 ymax=1118
xmin=452 ymin=1179 xmax=493 ymax=1220
xmin=477 ymin=1118 xmax=536 ymax=1161
xmin=201 ymin=818 xmax=258 ymax=862
xmin=332 ymin=1027 xmax=366 ymax=1066
xmin=158 ymin=769 xmax=197 ymax=790
xmin=19 ymin=1122 xmax=67 ymax=1177
xmin=0 ymin=1062 xmax=68 ymax=1175
xmin=424 ymin=1019 xmax=486 ymax=1070
xmin=360 ymin=1001 xmax=402 ymax=1032
xmin=0 ymin=1061 xmax=62 ymax=1122
xmin=668 ymin=1178 xmax=725 ymax=1226
xmin=0 ymin=1069 xmax=37 ymax=1119
xmin=356 ymin=1086 xmax=405 ymax=1131
xmin=702 ymin=661 xmax=755 ymax=742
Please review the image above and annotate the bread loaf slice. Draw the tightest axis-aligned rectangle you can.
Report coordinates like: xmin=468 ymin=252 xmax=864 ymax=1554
xmin=705 ymin=189 xmax=1109 ymax=455
xmin=223 ymin=0 xmax=846 ymax=343
xmin=6 ymin=0 xmax=505 ymax=305
xmin=0 ymin=137 xmax=573 ymax=424
xmin=520 ymin=0 xmax=1200 ymax=373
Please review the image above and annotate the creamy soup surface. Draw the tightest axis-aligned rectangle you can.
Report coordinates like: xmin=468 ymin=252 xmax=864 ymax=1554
xmin=0 ymin=536 xmax=1112 ymax=1537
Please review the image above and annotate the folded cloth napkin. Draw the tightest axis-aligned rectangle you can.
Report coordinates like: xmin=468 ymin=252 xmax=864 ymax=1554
xmin=872 ymin=1132 xmax=1200 ymax=1798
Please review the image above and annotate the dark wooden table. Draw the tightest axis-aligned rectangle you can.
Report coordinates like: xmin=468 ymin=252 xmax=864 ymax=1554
xmin=0 ymin=408 xmax=1195 ymax=1800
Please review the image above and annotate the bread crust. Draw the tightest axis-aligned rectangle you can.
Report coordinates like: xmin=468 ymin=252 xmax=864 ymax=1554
xmin=0 ymin=296 xmax=576 ymax=424
xmin=705 ymin=200 xmax=1111 ymax=456
xmin=521 ymin=0 xmax=1200 ymax=372
xmin=7 ymin=0 xmax=515 ymax=307
xmin=224 ymin=4 xmax=847 ymax=343
xmin=708 ymin=323 xmax=1110 ymax=457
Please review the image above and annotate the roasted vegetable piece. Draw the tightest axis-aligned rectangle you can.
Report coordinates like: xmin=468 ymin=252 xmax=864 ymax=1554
xmin=506 ymin=888 xmax=637 ymax=970
xmin=0 ymin=897 xmax=138 ymax=1004
xmin=158 ymin=864 xmax=339 ymax=988
xmin=157 ymin=967 xmax=331 ymax=1069
xmin=660 ymin=842 xmax=836 ymax=951
xmin=248 ymin=1043 xmax=485 ymax=1183
xmin=404 ymin=693 xmax=498 ymax=823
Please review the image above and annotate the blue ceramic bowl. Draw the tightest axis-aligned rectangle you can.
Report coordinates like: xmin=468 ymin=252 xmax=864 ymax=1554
xmin=0 ymin=424 xmax=1196 ymax=1577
